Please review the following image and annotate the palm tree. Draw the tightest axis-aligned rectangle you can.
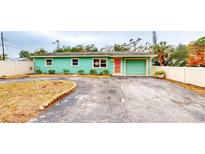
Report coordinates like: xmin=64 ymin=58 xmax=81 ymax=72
xmin=152 ymin=41 xmax=173 ymax=66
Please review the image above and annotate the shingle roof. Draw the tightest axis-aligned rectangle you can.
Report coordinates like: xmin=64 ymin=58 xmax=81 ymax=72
xmin=31 ymin=51 xmax=156 ymax=57
xmin=32 ymin=51 xmax=157 ymax=57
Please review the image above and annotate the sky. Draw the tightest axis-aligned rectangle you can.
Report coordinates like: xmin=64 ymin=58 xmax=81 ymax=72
xmin=1 ymin=31 xmax=205 ymax=58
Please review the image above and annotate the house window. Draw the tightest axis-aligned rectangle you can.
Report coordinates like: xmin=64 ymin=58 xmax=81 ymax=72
xmin=72 ymin=58 xmax=79 ymax=66
xmin=93 ymin=58 xmax=107 ymax=68
xmin=45 ymin=59 xmax=53 ymax=66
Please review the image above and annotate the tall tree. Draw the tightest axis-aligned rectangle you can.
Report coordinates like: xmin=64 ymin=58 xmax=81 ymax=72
xmin=84 ymin=44 xmax=98 ymax=52
xmin=100 ymin=45 xmax=114 ymax=52
xmin=170 ymin=44 xmax=188 ymax=66
xmin=30 ymin=48 xmax=47 ymax=56
xmin=52 ymin=40 xmax=61 ymax=50
xmin=128 ymin=38 xmax=142 ymax=51
xmin=114 ymin=43 xmax=129 ymax=52
xmin=187 ymin=37 xmax=205 ymax=67
xmin=19 ymin=50 xmax=30 ymax=58
xmin=152 ymin=41 xmax=174 ymax=66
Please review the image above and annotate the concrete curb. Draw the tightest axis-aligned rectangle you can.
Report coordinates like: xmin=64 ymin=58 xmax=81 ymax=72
xmin=39 ymin=81 xmax=77 ymax=111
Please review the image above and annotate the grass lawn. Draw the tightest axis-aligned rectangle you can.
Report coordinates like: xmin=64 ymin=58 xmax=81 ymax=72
xmin=0 ymin=80 xmax=75 ymax=123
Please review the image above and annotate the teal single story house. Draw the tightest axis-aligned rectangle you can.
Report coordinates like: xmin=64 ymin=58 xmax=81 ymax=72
xmin=32 ymin=52 xmax=156 ymax=76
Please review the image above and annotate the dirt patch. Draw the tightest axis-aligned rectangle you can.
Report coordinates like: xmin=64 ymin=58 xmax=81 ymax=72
xmin=0 ymin=80 xmax=75 ymax=122
xmin=166 ymin=79 xmax=205 ymax=95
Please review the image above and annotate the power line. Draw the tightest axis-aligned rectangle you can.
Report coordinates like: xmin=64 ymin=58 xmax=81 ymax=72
xmin=4 ymin=37 xmax=33 ymax=51
xmin=4 ymin=43 xmax=12 ymax=56
xmin=3 ymin=33 xmax=36 ymax=47
xmin=4 ymin=33 xmax=52 ymax=48
xmin=5 ymin=44 xmax=22 ymax=50
xmin=4 ymin=37 xmax=32 ymax=50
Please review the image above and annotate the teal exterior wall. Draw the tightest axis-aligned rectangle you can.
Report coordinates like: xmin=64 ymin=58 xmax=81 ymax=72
xmin=34 ymin=57 xmax=113 ymax=74
xmin=34 ymin=56 xmax=151 ymax=76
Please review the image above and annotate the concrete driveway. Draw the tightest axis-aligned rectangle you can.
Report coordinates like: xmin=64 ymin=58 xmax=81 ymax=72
xmin=26 ymin=76 xmax=205 ymax=123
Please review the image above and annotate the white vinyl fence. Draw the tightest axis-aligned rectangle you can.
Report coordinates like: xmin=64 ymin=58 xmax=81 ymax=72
xmin=151 ymin=66 xmax=205 ymax=87
xmin=0 ymin=61 xmax=34 ymax=76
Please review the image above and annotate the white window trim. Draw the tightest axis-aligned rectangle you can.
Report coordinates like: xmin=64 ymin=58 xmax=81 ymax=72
xmin=45 ymin=58 xmax=53 ymax=67
xmin=92 ymin=58 xmax=108 ymax=68
xmin=71 ymin=58 xmax=79 ymax=66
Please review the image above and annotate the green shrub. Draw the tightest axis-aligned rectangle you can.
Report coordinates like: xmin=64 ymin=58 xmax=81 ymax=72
xmin=90 ymin=69 xmax=97 ymax=74
xmin=63 ymin=69 xmax=70 ymax=74
xmin=35 ymin=68 xmax=42 ymax=74
xmin=78 ymin=70 xmax=85 ymax=75
xmin=101 ymin=69 xmax=110 ymax=75
xmin=48 ymin=69 xmax=55 ymax=74
xmin=154 ymin=70 xmax=165 ymax=75
xmin=154 ymin=70 xmax=165 ymax=79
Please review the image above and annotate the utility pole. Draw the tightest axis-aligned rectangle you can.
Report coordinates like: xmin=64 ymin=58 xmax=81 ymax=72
xmin=1 ymin=32 xmax=5 ymax=61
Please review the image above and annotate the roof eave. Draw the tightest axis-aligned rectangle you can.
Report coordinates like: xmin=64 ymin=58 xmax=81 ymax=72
xmin=31 ymin=54 xmax=157 ymax=58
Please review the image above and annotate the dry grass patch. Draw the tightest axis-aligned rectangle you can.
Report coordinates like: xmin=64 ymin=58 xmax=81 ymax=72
xmin=0 ymin=75 xmax=29 ymax=79
xmin=166 ymin=79 xmax=205 ymax=95
xmin=0 ymin=80 xmax=75 ymax=123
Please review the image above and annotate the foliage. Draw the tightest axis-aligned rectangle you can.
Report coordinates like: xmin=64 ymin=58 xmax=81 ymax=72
xmin=78 ymin=70 xmax=85 ymax=75
xmin=19 ymin=50 xmax=30 ymax=58
xmin=0 ymin=54 xmax=8 ymax=60
xmin=187 ymin=37 xmax=205 ymax=67
xmin=54 ymin=38 xmax=151 ymax=52
xmin=170 ymin=44 xmax=188 ymax=67
xmin=114 ymin=43 xmax=129 ymax=52
xmin=30 ymin=48 xmax=47 ymax=56
xmin=35 ymin=67 xmax=42 ymax=74
xmin=152 ymin=41 xmax=174 ymax=66
xmin=63 ymin=69 xmax=70 ymax=74
xmin=52 ymin=40 xmax=61 ymax=50
xmin=128 ymin=38 xmax=142 ymax=51
xmin=48 ymin=70 xmax=55 ymax=74
xmin=154 ymin=70 xmax=165 ymax=75
xmin=99 ymin=45 xmax=114 ymax=52
xmin=154 ymin=70 xmax=165 ymax=79
xmin=101 ymin=69 xmax=110 ymax=75
xmin=84 ymin=44 xmax=98 ymax=52
xmin=55 ymin=44 xmax=98 ymax=52
xmin=90 ymin=69 xmax=97 ymax=74
xmin=112 ymin=38 xmax=143 ymax=52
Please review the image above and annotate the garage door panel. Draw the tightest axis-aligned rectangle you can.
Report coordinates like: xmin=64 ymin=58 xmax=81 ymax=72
xmin=126 ymin=60 xmax=146 ymax=75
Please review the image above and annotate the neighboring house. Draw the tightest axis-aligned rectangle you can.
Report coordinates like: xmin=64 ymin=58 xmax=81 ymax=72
xmin=9 ymin=58 xmax=31 ymax=61
xmin=31 ymin=52 xmax=156 ymax=76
